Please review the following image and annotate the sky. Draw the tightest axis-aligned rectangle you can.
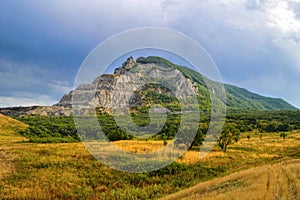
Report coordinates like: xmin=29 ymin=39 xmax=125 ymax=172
xmin=0 ymin=0 xmax=300 ymax=108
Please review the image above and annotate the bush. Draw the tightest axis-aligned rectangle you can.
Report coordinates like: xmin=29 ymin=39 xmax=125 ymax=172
xmin=16 ymin=116 xmax=79 ymax=143
xmin=280 ymin=132 xmax=287 ymax=139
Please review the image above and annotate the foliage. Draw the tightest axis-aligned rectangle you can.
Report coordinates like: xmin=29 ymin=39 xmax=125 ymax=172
xmin=136 ymin=56 xmax=297 ymax=111
xmin=16 ymin=116 xmax=79 ymax=143
xmin=280 ymin=132 xmax=287 ymax=139
xmin=226 ymin=110 xmax=300 ymax=133
xmin=218 ymin=123 xmax=240 ymax=152
xmin=190 ymin=129 xmax=204 ymax=148
xmin=225 ymin=85 xmax=297 ymax=110
xmin=14 ymin=109 xmax=300 ymax=147
xmin=163 ymin=139 xmax=168 ymax=146
xmin=247 ymin=135 xmax=251 ymax=140
xmin=96 ymin=113 xmax=133 ymax=141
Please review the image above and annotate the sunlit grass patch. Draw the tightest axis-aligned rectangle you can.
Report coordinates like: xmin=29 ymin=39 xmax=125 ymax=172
xmin=113 ymin=140 xmax=165 ymax=154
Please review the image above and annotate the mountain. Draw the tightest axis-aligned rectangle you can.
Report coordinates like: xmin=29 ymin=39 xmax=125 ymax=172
xmin=0 ymin=56 xmax=296 ymax=117
xmin=57 ymin=56 xmax=297 ymax=112
xmin=135 ymin=56 xmax=297 ymax=111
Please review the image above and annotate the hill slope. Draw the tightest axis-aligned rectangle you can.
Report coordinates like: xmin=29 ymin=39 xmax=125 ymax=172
xmin=162 ymin=159 xmax=300 ymax=200
xmin=136 ymin=56 xmax=297 ymax=111
xmin=0 ymin=114 xmax=28 ymax=141
xmin=0 ymin=114 xmax=28 ymax=179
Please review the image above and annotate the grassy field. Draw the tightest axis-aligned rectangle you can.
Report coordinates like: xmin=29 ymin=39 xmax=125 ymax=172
xmin=1 ymin=119 xmax=300 ymax=200
xmin=162 ymin=159 xmax=300 ymax=200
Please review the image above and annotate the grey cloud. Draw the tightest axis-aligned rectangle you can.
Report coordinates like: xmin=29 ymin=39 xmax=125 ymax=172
xmin=0 ymin=0 xmax=299 ymax=108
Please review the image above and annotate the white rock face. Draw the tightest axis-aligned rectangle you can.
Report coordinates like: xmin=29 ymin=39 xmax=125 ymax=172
xmin=0 ymin=57 xmax=200 ymax=117
xmin=57 ymin=57 xmax=197 ymax=114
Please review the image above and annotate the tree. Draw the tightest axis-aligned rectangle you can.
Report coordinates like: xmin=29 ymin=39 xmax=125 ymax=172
xmin=218 ymin=123 xmax=240 ymax=152
xmin=163 ymin=139 xmax=168 ymax=146
xmin=190 ymin=129 xmax=204 ymax=148
xmin=247 ymin=135 xmax=251 ymax=140
xmin=265 ymin=123 xmax=277 ymax=132
xmin=277 ymin=124 xmax=290 ymax=132
xmin=280 ymin=132 xmax=287 ymax=139
xmin=107 ymin=129 xmax=130 ymax=141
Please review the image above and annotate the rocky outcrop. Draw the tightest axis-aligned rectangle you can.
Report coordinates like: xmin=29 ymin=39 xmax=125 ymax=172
xmin=1 ymin=55 xmax=191 ymax=116
xmin=56 ymin=56 xmax=198 ymax=114
xmin=0 ymin=106 xmax=72 ymax=117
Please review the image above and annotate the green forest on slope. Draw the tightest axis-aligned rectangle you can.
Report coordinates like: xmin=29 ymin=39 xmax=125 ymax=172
xmin=136 ymin=56 xmax=297 ymax=111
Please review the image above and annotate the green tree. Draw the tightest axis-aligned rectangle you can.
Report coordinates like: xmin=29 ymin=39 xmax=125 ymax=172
xmin=190 ymin=129 xmax=204 ymax=148
xmin=265 ymin=123 xmax=277 ymax=132
xmin=218 ymin=123 xmax=240 ymax=152
xmin=277 ymin=124 xmax=290 ymax=132
xmin=247 ymin=135 xmax=251 ymax=140
xmin=280 ymin=132 xmax=287 ymax=139
xmin=163 ymin=139 xmax=168 ymax=146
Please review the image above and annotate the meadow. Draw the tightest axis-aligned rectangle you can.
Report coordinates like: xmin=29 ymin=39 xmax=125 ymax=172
xmin=163 ymin=159 xmax=300 ymax=200
xmin=1 ymin=124 xmax=300 ymax=199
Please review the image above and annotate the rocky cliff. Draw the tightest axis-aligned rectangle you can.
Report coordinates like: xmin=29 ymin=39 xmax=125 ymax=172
xmin=56 ymin=56 xmax=198 ymax=114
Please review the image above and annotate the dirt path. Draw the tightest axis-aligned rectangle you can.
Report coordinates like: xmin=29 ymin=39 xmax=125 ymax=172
xmin=162 ymin=159 xmax=300 ymax=200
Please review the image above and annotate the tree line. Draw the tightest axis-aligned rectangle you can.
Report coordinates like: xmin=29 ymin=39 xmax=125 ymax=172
xmin=16 ymin=110 xmax=300 ymax=152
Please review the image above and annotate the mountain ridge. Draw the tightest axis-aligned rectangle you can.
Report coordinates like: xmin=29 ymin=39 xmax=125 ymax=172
xmin=0 ymin=56 xmax=297 ymax=117
xmin=134 ymin=56 xmax=297 ymax=111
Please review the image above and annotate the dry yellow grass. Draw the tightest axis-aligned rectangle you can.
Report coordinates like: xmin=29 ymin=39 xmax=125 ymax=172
xmin=0 ymin=114 xmax=28 ymax=179
xmin=113 ymin=140 xmax=165 ymax=153
xmin=0 ymin=142 xmax=92 ymax=199
xmin=1 ymin=127 xmax=300 ymax=199
xmin=0 ymin=113 xmax=28 ymax=143
xmin=162 ymin=159 xmax=300 ymax=200
xmin=161 ymin=131 xmax=300 ymax=200
xmin=0 ymin=113 xmax=28 ymax=130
